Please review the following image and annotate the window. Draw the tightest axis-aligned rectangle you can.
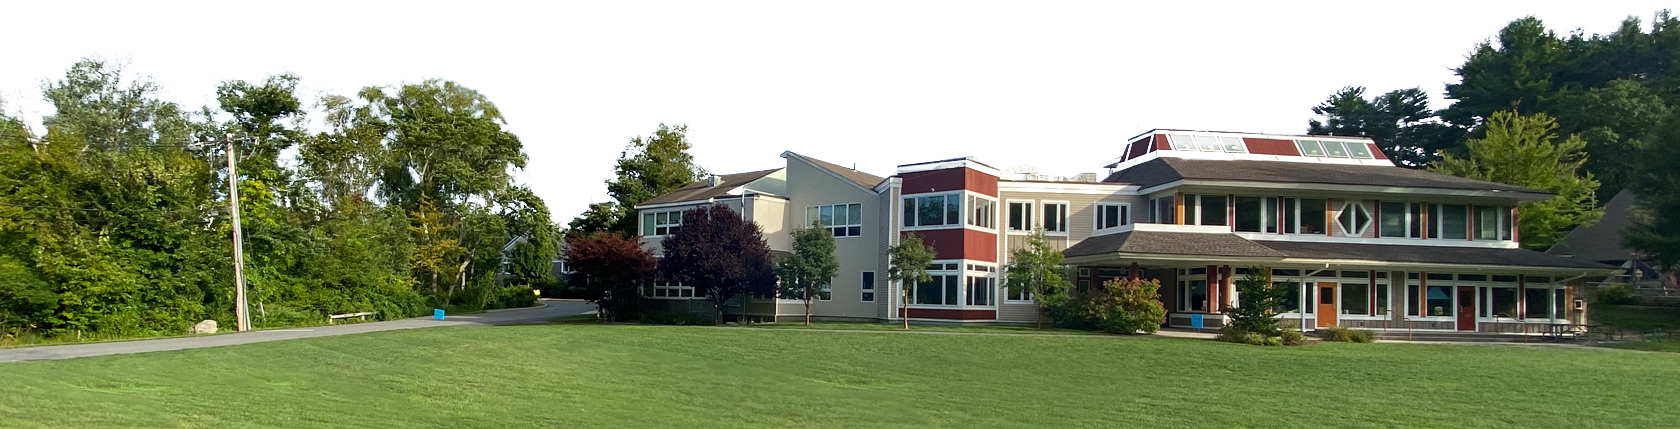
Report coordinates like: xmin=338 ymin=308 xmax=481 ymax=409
xmin=1096 ymin=203 xmax=1129 ymax=230
xmin=1195 ymin=135 xmax=1223 ymax=152
xmin=1375 ymin=284 xmax=1390 ymax=316
xmin=1345 ymin=142 xmax=1374 ymax=158
xmin=806 ymin=203 xmax=863 ymax=237
xmin=1199 ymin=195 xmax=1227 ymax=226
xmin=1169 ymin=134 xmax=1197 ymax=151
xmin=642 ymin=210 xmax=684 ymax=236
xmin=1296 ymin=140 xmax=1326 ymax=157
xmin=1525 ymin=287 xmax=1552 ymax=319
xmin=1299 ymin=198 xmax=1327 ymax=234
xmin=816 ymin=282 xmax=832 ymax=301
xmin=1178 ymin=279 xmax=1208 ymax=312
xmin=861 ymin=272 xmax=875 ymax=302
xmin=966 ymin=276 xmax=994 ymax=306
xmin=1006 ymin=201 xmax=1034 ymax=232
xmin=1425 ymin=285 xmax=1453 ymax=317
xmin=1219 ymin=136 xmax=1247 ymax=153
xmin=1234 ymin=196 xmax=1264 ymax=232
xmin=1043 ymin=202 xmax=1068 ymax=234
xmin=912 ymin=274 xmax=959 ymax=305
xmin=1006 ymin=283 xmax=1033 ymax=302
xmin=1322 ymin=140 xmax=1350 ymax=157
xmin=1151 ymin=195 xmax=1176 ymax=224
xmin=1380 ymin=201 xmax=1407 ymax=237
xmin=1276 ymin=280 xmax=1305 ymax=314
xmin=649 ymin=282 xmax=697 ymax=299
xmin=968 ymin=196 xmax=995 ymax=229
xmin=1438 ymin=204 xmax=1468 ymax=240
xmin=1407 ymin=285 xmax=1421 ymax=316
xmin=903 ymin=194 xmax=962 ymax=228
xmin=1336 ymin=201 xmax=1372 ymax=236
xmin=1473 ymin=206 xmax=1511 ymax=241
xmin=1282 ymin=197 xmax=1298 ymax=233
xmin=1342 ymin=283 xmax=1368 ymax=315
xmin=1488 ymin=287 xmax=1517 ymax=318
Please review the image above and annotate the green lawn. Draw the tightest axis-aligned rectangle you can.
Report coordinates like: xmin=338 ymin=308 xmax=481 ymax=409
xmin=2 ymin=324 xmax=1677 ymax=428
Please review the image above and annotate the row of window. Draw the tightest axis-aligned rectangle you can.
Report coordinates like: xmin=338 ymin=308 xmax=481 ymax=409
xmin=648 ymin=273 xmax=880 ymax=302
xmin=1296 ymin=139 xmax=1376 ymax=159
xmin=805 ymin=203 xmax=863 ymax=237
xmin=1159 ymin=134 xmax=1377 ymax=160
xmin=1148 ymin=194 xmax=1515 ymax=241
xmin=1169 ymin=270 xmax=1567 ymax=321
xmin=1004 ymin=200 xmax=1129 ymax=234
xmin=641 ymin=210 xmax=684 ymax=236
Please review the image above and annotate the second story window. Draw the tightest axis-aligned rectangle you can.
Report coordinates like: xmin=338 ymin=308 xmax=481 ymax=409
xmin=1437 ymin=204 xmax=1469 ymax=240
xmin=1336 ymin=201 xmax=1372 ymax=236
xmin=807 ymin=203 xmax=863 ymax=237
xmin=1095 ymin=203 xmax=1129 ymax=231
xmin=1279 ymin=198 xmax=1327 ymax=234
xmin=1234 ymin=196 xmax=1269 ymax=233
xmin=642 ymin=210 xmax=684 ymax=236
xmin=1006 ymin=201 xmax=1034 ymax=232
xmin=903 ymin=194 xmax=961 ymax=228
xmin=1379 ymin=202 xmax=1425 ymax=239
xmin=1183 ymin=194 xmax=1229 ymax=227
xmin=1472 ymin=205 xmax=1513 ymax=241
xmin=1150 ymin=195 xmax=1175 ymax=224
xmin=1042 ymin=202 xmax=1068 ymax=234
xmin=968 ymin=195 xmax=995 ymax=229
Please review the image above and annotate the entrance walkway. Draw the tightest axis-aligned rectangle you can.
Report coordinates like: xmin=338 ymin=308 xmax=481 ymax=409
xmin=0 ymin=300 xmax=597 ymax=363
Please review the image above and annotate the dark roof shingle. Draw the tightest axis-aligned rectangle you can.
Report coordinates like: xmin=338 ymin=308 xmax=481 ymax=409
xmin=791 ymin=153 xmax=886 ymax=189
xmin=1103 ymin=158 xmax=1545 ymax=195
xmin=1063 ymin=231 xmax=1284 ymax=258
xmin=1546 ymin=190 xmax=1637 ymax=263
xmin=638 ymin=169 xmax=781 ymax=206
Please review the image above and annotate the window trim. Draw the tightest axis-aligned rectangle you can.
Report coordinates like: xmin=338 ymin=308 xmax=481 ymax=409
xmin=1041 ymin=200 xmax=1070 ymax=236
xmin=908 ymin=260 xmax=997 ymax=308
xmin=1094 ymin=202 xmax=1131 ymax=232
xmin=647 ymin=282 xmax=700 ymax=300
xmin=861 ymin=271 xmax=875 ymax=302
xmin=901 ymin=191 xmax=965 ymax=231
xmin=1005 ymin=199 xmax=1036 ymax=234
xmin=1336 ymin=200 xmax=1373 ymax=237
xmin=805 ymin=202 xmax=864 ymax=238
xmin=967 ymin=194 xmax=998 ymax=231
xmin=642 ymin=209 xmax=686 ymax=237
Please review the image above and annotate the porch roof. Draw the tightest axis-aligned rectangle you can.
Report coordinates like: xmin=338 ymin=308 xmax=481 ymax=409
xmin=1257 ymin=241 xmax=1616 ymax=271
xmin=1063 ymin=232 xmax=1619 ymax=273
xmin=1063 ymin=231 xmax=1284 ymax=259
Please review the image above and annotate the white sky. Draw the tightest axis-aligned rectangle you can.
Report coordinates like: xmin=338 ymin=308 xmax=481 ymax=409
xmin=2 ymin=1 xmax=1671 ymax=222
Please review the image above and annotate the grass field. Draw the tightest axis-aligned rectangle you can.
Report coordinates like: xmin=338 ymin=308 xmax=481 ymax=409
xmin=2 ymin=323 xmax=1677 ymax=428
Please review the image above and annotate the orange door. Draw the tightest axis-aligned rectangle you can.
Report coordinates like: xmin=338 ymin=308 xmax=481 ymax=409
xmin=1316 ymin=283 xmax=1337 ymax=328
xmin=1456 ymin=286 xmax=1477 ymax=331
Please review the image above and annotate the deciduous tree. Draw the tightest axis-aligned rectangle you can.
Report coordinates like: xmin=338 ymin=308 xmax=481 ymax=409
xmin=565 ymin=232 xmax=656 ymax=322
xmin=1004 ymin=228 xmax=1071 ymax=329
xmin=1432 ymin=111 xmax=1602 ymax=250
xmin=659 ymin=203 xmax=775 ymax=323
xmin=776 ymin=223 xmax=839 ymax=326
xmin=887 ymin=233 xmax=935 ymax=330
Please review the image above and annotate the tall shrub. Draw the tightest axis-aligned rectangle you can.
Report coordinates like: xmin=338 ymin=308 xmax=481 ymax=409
xmin=1079 ymin=278 xmax=1166 ymax=334
xmin=1223 ymin=266 xmax=1289 ymax=337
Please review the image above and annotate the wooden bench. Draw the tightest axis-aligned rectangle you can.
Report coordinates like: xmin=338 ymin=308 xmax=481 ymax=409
xmin=328 ymin=312 xmax=377 ymax=324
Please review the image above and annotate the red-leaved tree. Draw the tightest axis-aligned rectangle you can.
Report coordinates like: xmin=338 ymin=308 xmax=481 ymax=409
xmin=659 ymin=203 xmax=776 ymax=323
xmin=565 ymin=231 xmax=656 ymax=322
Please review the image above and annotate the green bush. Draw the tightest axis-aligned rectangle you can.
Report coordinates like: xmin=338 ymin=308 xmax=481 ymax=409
xmin=492 ymin=286 xmax=538 ymax=309
xmin=639 ymin=311 xmax=714 ymax=326
xmin=1281 ymin=329 xmax=1307 ymax=346
xmin=1322 ymin=327 xmax=1376 ymax=343
xmin=1063 ymin=278 xmax=1166 ymax=334
xmin=1596 ymin=284 xmax=1640 ymax=305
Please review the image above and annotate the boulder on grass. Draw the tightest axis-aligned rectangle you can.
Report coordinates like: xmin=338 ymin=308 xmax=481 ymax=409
xmin=191 ymin=320 xmax=218 ymax=334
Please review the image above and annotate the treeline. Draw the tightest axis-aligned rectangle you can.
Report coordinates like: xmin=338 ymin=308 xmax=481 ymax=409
xmin=1310 ymin=11 xmax=1680 ymax=261
xmin=0 ymin=59 xmax=555 ymax=339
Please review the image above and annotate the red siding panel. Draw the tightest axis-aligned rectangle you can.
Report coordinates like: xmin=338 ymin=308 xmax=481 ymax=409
xmin=901 ymin=168 xmax=967 ymax=194
xmin=965 ymin=168 xmax=998 ymax=197
xmin=1367 ymin=143 xmax=1389 ymax=160
xmin=1154 ymin=134 xmax=1171 ymax=150
xmin=964 ymin=228 xmax=998 ymax=263
xmin=908 ymin=229 xmax=967 ymax=260
xmin=1244 ymin=138 xmax=1300 ymax=156
xmin=907 ymin=308 xmax=996 ymax=320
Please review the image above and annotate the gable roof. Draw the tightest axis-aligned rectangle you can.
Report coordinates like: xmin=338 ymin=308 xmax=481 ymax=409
xmin=637 ymin=168 xmax=782 ymax=207
xmin=783 ymin=152 xmax=886 ymax=189
xmin=1547 ymin=190 xmax=1638 ymax=263
xmin=1104 ymin=158 xmax=1546 ymax=195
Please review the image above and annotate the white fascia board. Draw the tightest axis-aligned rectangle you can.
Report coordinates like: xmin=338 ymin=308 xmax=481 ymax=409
xmin=997 ymin=181 xmax=1137 ymax=195
xmin=1062 ymin=252 xmax=1282 ymax=265
xmin=1274 ymin=259 xmax=1617 ymax=275
xmin=633 ymin=200 xmax=716 ymax=211
xmin=873 ymin=176 xmax=901 ymax=193
xmin=1235 ymin=232 xmax=1521 ymax=249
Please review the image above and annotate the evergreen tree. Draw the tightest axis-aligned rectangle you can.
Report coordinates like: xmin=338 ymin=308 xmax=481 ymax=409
xmin=1432 ymin=111 xmax=1602 ymax=250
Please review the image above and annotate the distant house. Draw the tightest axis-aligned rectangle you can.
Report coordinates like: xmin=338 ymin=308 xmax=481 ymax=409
xmin=497 ymin=236 xmax=572 ymax=284
xmin=1547 ymin=191 xmax=1672 ymax=293
xmin=634 ymin=129 xmax=1618 ymax=334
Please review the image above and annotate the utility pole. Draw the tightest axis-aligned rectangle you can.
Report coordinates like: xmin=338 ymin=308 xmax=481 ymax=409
xmin=226 ymin=135 xmax=251 ymax=332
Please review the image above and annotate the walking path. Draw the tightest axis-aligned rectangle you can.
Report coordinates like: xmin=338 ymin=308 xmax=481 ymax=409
xmin=0 ymin=300 xmax=597 ymax=363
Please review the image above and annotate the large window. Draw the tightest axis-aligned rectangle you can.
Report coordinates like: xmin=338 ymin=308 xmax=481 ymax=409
xmin=1234 ymin=196 xmax=1265 ymax=232
xmin=1438 ymin=204 xmax=1469 ymax=239
xmin=1525 ymin=287 xmax=1553 ymax=319
xmin=1043 ymin=202 xmax=1068 ymax=234
xmin=1006 ymin=201 xmax=1034 ymax=232
xmin=1380 ymin=201 xmax=1425 ymax=238
xmin=968 ymin=196 xmax=995 ymax=229
xmin=1425 ymin=285 xmax=1453 ymax=317
xmin=1342 ymin=283 xmax=1368 ymax=315
xmin=1473 ymin=206 xmax=1514 ymax=241
xmin=642 ymin=210 xmax=684 ymax=236
xmin=1095 ymin=203 xmax=1129 ymax=231
xmin=1182 ymin=194 xmax=1228 ymax=226
xmin=965 ymin=264 xmax=997 ymax=306
xmin=1486 ymin=286 xmax=1517 ymax=318
xmin=1299 ymin=198 xmax=1327 ymax=234
xmin=1178 ymin=279 xmax=1208 ymax=312
xmin=1150 ymin=195 xmax=1176 ymax=224
xmin=649 ymin=282 xmax=697 ymax=299
xmin=913 ymin=274 xmax=959 ymax=305
xmin=1375 ymin=284 xmax=1390 ymax=316
xmin=806 ymin=203 xmax=862 ymax=237
xmin=1282 ymin=197 xmax=1298 ymax=233
xmin=1336 ymin=201 xmax=1372 ymax=236
xmin=1406 ymin=285 xmax=1421 ymax=316
xmin=903 ymin=194 xmax=961 ymax=228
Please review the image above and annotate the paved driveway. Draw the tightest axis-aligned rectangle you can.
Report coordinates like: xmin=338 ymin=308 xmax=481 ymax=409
xmin=0 ymin=300 xmax=597 ymax=363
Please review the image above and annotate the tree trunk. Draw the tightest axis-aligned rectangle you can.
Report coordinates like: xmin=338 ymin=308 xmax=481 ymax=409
xmin=1035 ymin=302 xmax=1043 ymax=330
xmin=901 ymin=284 xmax=910 ymax=330
xmin=804 ymin=285 xmax=812 ymax=326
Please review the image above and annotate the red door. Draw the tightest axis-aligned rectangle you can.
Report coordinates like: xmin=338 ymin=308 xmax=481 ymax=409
xmin=1456 ymin=286 xmax=1476 ymax=331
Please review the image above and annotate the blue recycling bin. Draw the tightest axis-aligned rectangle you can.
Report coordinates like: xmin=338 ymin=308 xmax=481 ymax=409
xmin=433 ymin=309 xmax=445 ymax=320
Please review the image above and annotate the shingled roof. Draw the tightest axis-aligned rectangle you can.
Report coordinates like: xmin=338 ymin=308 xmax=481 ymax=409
xmin=1259 ymin=240 xmax=1615 ymax=270
xmin=1547 ymin=190 xmax=1639 ymax=263
xmin=1104 ymin=158 xmax=1546 ymax=195
xmin=787 ymin=152 xmax=886 ymax=189
xmin=1063 ymin=231 xmax=1285 ymax=258
xmin=637 ymin=169 xmax=782 ymax=206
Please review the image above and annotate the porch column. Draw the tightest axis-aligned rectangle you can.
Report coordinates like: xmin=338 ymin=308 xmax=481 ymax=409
xmin=1205 ymin=265 xmax=1219 ymax=313
xmin=1219 ymin=265 xmax=1235 ymax=311
xmin=1129 ymin=262 xmax=1141 ymax=280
